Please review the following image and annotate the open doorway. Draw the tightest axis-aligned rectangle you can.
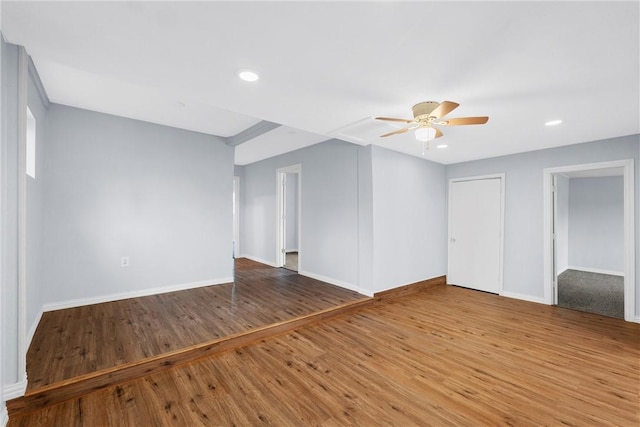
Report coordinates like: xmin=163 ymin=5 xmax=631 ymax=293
xmin=554 ymin=170 xmax=624 ymax=318
xmin=276 ymin=165 xmax=301 ymax=271
xmin=543 ymin=160 xmax=635 ymax=321
xmin=232 ymin=176 xmax=240 ymax=258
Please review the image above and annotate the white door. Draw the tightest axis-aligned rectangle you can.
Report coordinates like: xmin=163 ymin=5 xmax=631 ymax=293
xmin=448 ymin=177 xmax=503 ymax=294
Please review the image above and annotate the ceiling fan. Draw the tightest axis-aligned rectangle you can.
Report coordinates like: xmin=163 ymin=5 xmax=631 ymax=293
xmin=375 ymin=101 xmax=488 ymax=142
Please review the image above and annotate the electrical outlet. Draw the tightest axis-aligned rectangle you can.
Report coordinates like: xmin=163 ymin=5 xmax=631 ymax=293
xmin=121 ymin=256 xmax=130 ymax=267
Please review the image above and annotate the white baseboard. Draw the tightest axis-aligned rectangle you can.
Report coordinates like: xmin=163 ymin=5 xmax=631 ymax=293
xmin=26 ymin=308 xmax=44 ymax=354
xmin=42 ymin=277 xmax=233 ymax=312
xmin=501 ymin=291 xmax=547 ymax=305
xmin=634 ymin=316 xmax=640 ymax=324
xmin=298 ymin=270 xmax=373 ymax=297
xmin=1 ymin=404 xmax=7 ymax=427
xmin=238 ymin=255 xmax=277 ymax=268
xmin=3 ymin=376 xmax=27 ymax=400
xmin=566 ymin=266 xmax=624 ymax=277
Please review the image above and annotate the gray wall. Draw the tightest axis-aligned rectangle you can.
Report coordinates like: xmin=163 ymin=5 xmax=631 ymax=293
xmin=0 ymin=26 xmax=3 ymax=426
xmin=370 ymin=146 xmax=447 ymax=291
xmin=555 ymin=175 xmax=569 ymax=273
xmin=446 ymin=135 xmax=639 ymax=312
xmin=240 ymin=142 xmax=447 ymax=295
xmin=285 ymin=172 xmax=298 ymax=251
xmin=241 ymin=139 xmax=361 ymax=291
xmin=1 ymin=29 xmax=6 ymax=419
xmin=42 ymin=105 xmax=234 ymax=305
xmin=568 ymin=176 xmax=624 ymax=273
xmin=26 ymin=60 xmax=47 ymax=344
xmin=356 ymin=146 xmax=374 ymax=291
xmin=1 ymin=39 xmax=20 ymax=389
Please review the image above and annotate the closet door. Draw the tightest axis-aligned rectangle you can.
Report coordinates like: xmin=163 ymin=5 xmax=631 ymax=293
xmin=448 ymin=178 xmax=503 ymax=294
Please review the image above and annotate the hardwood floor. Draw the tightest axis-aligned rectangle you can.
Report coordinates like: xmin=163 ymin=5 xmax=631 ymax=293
xmin=10 ymin=284 xmax=639 ymax=426
xmin=24 ymin=258 xmax=367 ymax=391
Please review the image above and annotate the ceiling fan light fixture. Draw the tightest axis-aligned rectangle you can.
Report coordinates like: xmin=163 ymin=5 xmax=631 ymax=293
xmin=415 ymin=126 xmax=437 ymax=142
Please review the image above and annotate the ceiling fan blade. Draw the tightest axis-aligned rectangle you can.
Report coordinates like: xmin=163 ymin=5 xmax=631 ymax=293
xmin=375 ymin=116 xmax=414 ymax=123
xmin=441 ymin=116 xmax=489 ymax=126
xmin=429 ymin=101 xmax=459 ymax=119
xmin=433 ymin=126 xmax=443 ymax=138
xmin=380 ymin=127 xmax=411 ymax=137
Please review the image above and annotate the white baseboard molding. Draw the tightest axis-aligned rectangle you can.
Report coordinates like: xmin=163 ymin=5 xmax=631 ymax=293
xmin=26 ymin=308 xmax=44 ymax=355
xmin=566 ymin=266 xmax=624 ymax=277
xmin=42 ymin=277 xmax=234 ymax=313
xmin=238 ymin=255 xmax=277 ymax=268
xmin=1 ymin=405 xmax=8 ymax=427
xmin=501 ymin=291 xmax=547 ymax=305
xmin=3 ymin=376 xmax=27 ymax=400
xmin=634 ymin=316 xmax=640 ymax=324
xmin=557 ymin=266 xmax=568 ymax=275
xmin=298 ymin=270 xmax=373 ymax=297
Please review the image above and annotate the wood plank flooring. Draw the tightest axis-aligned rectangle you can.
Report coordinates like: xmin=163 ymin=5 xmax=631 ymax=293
xmin=24 ymin=258 xmax=367 ymax=391
xmin=10 ymin=284 xmax=640 ymax=426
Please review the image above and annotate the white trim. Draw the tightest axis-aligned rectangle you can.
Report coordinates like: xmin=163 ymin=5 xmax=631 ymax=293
xmin=565 ymin=266 xmax=624 ymax=277
xmin=634 ymin=316 xmax=640 ymax=324
xmin=238 ymin=255 xmax=277 ymax=268
xmin=543 ymin=159 xmax=635 ymax=322
xmin=2 ymin=377 xmax=27 ymax=400
xmin=449 ymin=173 xmax=506 ymax=184
xmin=448 ymin=173 xmax=505 ymax=295
xmin=26 ymin=307 xmax=44 ymax=353
xmin=298 ymin=269 xmax=373 ymax=297
xmin=501 ymin=291 xmax=547 ymax=305
xmin=233 ymin=176 xmax=240 ymax=258
xmin=1 ymin=405 xmax=7 ymax=427
xmin=42 ymin=277 xmax=233 ymax=312
xmin=276 ymin=164 xmax=302 ymax=269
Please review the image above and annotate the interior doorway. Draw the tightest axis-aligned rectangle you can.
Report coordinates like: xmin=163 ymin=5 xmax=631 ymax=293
xmin=276 ymin=165 xmax=301 ymax=271
xmin=554 ymin=170 xmax=625 ymax=318
xmin=543 ymin=160 xmax=635 ymax=321
xmin=232 ymin=176 xmax=240 ymax=258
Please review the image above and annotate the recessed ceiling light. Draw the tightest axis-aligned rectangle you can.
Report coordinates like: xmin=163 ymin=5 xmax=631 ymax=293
xmin=436 ymin=144 xmax=448 ymax=149
xmin=545 ymin=119 xmax=562 ymax=126
xmin=238 ymin=70 xmax=259 ymax=82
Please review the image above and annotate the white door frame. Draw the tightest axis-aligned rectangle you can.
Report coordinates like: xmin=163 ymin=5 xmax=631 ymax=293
xmin=232 ymin=176 xmax=240 ymax=258
xmin=448 ymin=173 xmax=505 ymax=294
xmin=543 ymin=159 xmax=635 ymax=322
xmin=276 ymin=164 xmax=301 ymax=268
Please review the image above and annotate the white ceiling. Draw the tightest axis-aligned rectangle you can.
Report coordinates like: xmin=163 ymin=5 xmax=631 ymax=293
xmin=2 ymin=1 xmax=639 ymax=165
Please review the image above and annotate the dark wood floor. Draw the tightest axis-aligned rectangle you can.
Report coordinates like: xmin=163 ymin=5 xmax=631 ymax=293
xmin=11 ymin=283 xmax=640 ymax=426
xmin=25 ymin=258 xmax=367 ymax=391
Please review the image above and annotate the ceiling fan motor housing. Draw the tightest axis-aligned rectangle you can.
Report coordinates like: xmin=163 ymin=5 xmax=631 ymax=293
xmin=412 ymin=101 xmax=440 ymax=120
